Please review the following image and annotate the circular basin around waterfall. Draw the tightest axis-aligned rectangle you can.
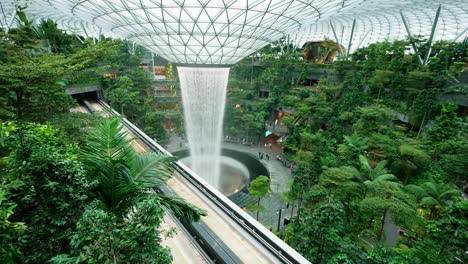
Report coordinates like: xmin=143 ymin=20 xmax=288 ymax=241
xmin=172 ymin=148 xmax=269 ymax=197
xmin=180 ymin=156 xmax=249 ymax=196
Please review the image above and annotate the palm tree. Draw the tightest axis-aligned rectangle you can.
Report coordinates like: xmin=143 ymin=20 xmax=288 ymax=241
xmin=405 ymin=180 xmax=460 ymax=220
xmin=337 ymin=134 xmax=368 ymax=166
xmin=357 ymin=155 xmax=403 ymax=243
xmin=360 ymin=181 xmax=419 ymax=242
xmin=358 ymin=155 xmax=398 ymax=184
xmin=81 ymin=118 xmax=206 ymax=221
xmin=319 ymin=166 xmax=362 ymax=228
xmin=396 ymin=143 xmax=431 ymax=184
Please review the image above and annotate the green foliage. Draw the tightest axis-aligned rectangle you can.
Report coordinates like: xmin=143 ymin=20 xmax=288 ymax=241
xmin=337 ymin=134 xmax=368 ymax=166
xmin=3 ymin=122 xmax=93 ymax=263
xmin=404 ymin=71 xmax=433 ymax=90
xmin=358 ymin=155 xmax=398 ymax=184
xmin=361 ymin=181 xmax=421 ymax=241
xmin=352 ymin=105 xmax=394 ymax=136
xmin=47 ymin=112 xmax=105 ymax=146
xmin=428 ymin=103 xmax=462 ymax=144
xmin=0 ymin=121 xmax=15 ymax=147
xmin=418 ymin=201 xmax=468 ymax=263
xmin=437 ymin=137 xmax=468 ymax=184
xmin=81 ymin=118 xmax=206 ymax=221
xmin=405 ymin=180 xmax=460 ymax=220
xmin=1 ymin=19 xmax=466 ymax=263
xmin=366 ymin=243 xmax=412 ymax=264
xmin=225 ymin=103 xmax=266 ymax=141
xmin=105 ymin=76 xmax=140 ymax=115
xmin=0 ymin=188 xmax=26 ymax=263
xmin=0 ymin=24 xmax=121 ymax=120
xmin=368 ymin=70 xmax=395 ymax=98
xmin=142 ymin=109 xmax=170 ymax=144
xmin=33 ymin=19 xmax=84 ymax=54
xmin=319 ymin=167 xmax=361 ymax=197
xmin=287 ymin=200 xmax=365 ymax=263
xmin=247 ymin=175 xmax=271 ymax=220
xmin=261 ymin=37 xmax=467 ymax=262
xmin=51 ymin=198 xmax=172 ymax=264
xmin=0 ymin=52 xmax=74 ymax=118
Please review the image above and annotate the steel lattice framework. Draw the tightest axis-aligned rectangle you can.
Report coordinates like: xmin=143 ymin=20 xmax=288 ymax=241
xmin=0 ymin=0 xmax=467 ymax=64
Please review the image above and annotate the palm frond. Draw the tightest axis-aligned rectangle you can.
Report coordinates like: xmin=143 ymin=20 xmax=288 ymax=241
xmin=81 ymin=118 xmax=135 ymax=178
xmin=359 ymin=155 xmax=371 ymax=173
xmin=132 ymin=153 xmax=176 ymax=187
xmin=81 ymin=118 xmax=139 ymax=216
xmin=421 ymin=197 xmax=440 ymax=207
xmin=373 ymin=160 xmax=389 ymax=176
xmin=344 ymin=134 xmax=368 ymax=150
xmin=374 ymin=174 xmax=398 ymax=182
xmin=404 ymin=184 xmax=427 ymax=199
xmin=421 ymin=182 xmax=439 ymax=197
xmin=340 ymin=166 xmax=361 ymax=179
xmin=153 ymin=194 xmax=207 ymax=222
xmin=439 ymin=189 xmax=460 ymax=203
xmin=97 ymin=163 xmax=139 ymax=215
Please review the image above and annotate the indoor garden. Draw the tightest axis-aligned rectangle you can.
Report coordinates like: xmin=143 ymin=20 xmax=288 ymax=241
xmin=1 ymin=1 xmax=467 ymax=264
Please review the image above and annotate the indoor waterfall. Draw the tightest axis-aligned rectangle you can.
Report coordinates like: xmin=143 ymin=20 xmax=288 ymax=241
xmin=177 ymin=66 xmax=230 ymax=190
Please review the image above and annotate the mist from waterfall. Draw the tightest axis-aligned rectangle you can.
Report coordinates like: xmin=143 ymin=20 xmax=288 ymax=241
xmin=177 ymin=66 xmax=230 ymax=190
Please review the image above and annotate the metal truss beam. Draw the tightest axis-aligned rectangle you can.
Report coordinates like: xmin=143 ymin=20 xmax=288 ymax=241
xmin=330 ymin=22 xmax=343 ymax=56
xmin=347 ymin=18 xmax=356 ymax=56
xmin=400 ymin=10 xmax=424 ymax=65
xmin=422 ymin=4 xmax=442 ymax=66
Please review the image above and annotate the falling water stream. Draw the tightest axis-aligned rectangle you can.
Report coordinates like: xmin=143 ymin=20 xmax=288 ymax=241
xmin=177 ymin=66 xmax=230 ymax=190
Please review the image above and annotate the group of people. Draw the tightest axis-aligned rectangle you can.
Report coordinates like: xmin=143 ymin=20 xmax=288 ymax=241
xmin=258 ymin=152 xmax=270 ymax=160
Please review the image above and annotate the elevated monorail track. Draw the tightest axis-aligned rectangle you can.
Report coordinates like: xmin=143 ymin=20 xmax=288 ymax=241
xmin=81 ymin=98 xmax=310 ymax=264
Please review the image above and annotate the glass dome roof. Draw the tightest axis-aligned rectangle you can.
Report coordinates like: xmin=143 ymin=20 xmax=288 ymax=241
xmin=1 ymin=0 xmax=467 ymax=63
xmin=292 ymin=0 xmax=468 ymax=53
xmin=2 ymin=0 xmax=329 ymax=64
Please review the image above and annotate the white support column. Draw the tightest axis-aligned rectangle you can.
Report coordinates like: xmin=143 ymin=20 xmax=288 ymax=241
xmin=151 ymin=52 xmax=156 ymax=80
xmin=347 ymin=18 xmax=356 ymax=56
xmin=81 ymin=23 xmax=90 ymax=39
xmin=422 ymin=4 xmax=442 ymax=66
xmin=330 ymin=22 xmax=344 ymax=56
xmin=453 ymin=28 xmax=468 ymax=42
xmin=5 ymin=9 xmax=17 ymax=34
xmin=400 ymin=10 xmax=424 ymax=65
xmin=356 ymin=29 xmax=371 ymax=50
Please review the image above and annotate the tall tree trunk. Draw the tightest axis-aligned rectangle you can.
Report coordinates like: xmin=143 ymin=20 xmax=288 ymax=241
xmin=377 ymin=87 xmax=382 ymax=100
xmin=417 ymin=112 xmax=426 ymax=137
xmin=16 ymin=89 xmax=24 ymax=117
xmin=256 ymin=199 xmax=260 ymax=221
xmin=296 ymin=192 xmax=303 ymax=221
xmin=377 ymin=208 xmax=388 ymax=241
xmin=290 ymin=200 xmax=295 ymax=219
